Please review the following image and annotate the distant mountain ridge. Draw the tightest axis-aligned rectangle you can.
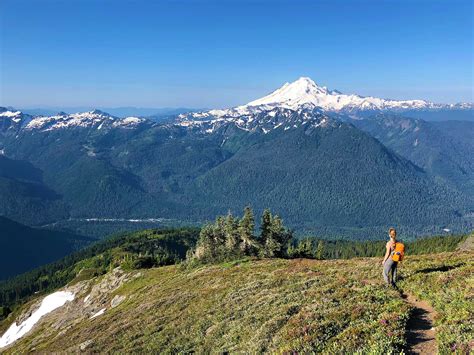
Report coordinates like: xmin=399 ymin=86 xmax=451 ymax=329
xmin=0 ymin=108 xmax=148 ymax=133
xmin=0 ymin=77 xmax=472 ymax=237
xmin=6 ymin=107 xmax=202 ymax=119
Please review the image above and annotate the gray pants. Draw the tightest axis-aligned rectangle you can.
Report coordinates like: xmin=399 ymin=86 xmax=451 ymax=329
xmin=383 ymin=258 xmax=398 ymax=285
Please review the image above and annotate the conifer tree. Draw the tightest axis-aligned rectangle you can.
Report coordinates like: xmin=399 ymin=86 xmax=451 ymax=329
xmin=195 ymin=224 xmax=215 ymax=260
xmin=224 ymin=212 xmax=241 ymax=254
xmin=315 ymin=240 xmax=325 ymax=260
xmin=293 ymin=238 xmax=313 ymax=258
xmin=213 ymin=216 xmax=227 ymax=251
xmin=260 ymin=208 xmax=272 ymax=245
xmin=239 ymin=206 xmax=256 ymax=254
xmin=263 ymin=213 xmax=292 ymax=258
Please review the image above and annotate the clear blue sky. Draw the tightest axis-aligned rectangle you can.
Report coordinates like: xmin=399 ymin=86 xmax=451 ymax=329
xmin=1 ymin=0 xmax=472 ymax=108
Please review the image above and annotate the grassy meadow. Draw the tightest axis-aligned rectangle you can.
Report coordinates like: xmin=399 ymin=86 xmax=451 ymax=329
xmin=4 ymin=247 xmax=473 ymax=353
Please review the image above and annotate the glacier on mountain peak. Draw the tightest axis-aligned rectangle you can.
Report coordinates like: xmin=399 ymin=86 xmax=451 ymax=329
xmin=179 ymin=76 xmax=472 ymax=124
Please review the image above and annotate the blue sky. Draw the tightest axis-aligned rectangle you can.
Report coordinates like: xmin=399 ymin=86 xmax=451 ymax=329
xmin=1 ymin=0 xmax=472 ymax=108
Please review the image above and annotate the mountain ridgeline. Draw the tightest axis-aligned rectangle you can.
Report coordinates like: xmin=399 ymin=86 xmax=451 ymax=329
xmin=0 ymin=77 xmax=473 ymax=238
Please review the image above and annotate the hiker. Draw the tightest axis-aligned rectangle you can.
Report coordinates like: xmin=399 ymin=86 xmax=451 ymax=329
xmin=382 ymin=227 xmax=404 ymax=288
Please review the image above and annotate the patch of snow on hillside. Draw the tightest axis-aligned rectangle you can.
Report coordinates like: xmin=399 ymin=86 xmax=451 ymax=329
xmin=0 ymin=291 xmax=74 ymax=348
xmin=25 ymin=111 xmax=115 ymax=131
xmin=0 ymin=111 xmax=21 ymax=117
xmin=112 ymin=116 xmax=144 ymax=127
xmin=90 ymin=308 xmax=106 ymax=319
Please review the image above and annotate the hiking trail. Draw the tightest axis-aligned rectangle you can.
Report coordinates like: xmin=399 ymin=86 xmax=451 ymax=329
xmin=404 ymin=293 xmax=438 ymax=354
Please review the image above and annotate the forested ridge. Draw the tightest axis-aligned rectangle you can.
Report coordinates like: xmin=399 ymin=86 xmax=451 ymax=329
xmin=1 ymin=108 xmax=471 ymax=237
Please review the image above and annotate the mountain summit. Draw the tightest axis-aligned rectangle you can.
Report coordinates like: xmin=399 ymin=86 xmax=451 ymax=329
xmin=245 ymin=77 xmax=340 ymax=109
xmin=239 ymin=76 xmax=436 ymax=112
xmin=180 ymin=77 xmax=472 ymax=122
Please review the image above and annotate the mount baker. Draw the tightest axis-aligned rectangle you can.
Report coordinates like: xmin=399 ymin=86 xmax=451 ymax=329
xmin=0 ymin=77 xmax=472 ymax=239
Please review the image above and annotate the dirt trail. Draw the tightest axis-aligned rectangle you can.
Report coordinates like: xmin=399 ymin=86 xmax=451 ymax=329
xmin=404 ymin=293 xmax=438 ymax=354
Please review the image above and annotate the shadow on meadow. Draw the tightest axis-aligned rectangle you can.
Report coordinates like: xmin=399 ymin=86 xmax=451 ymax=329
xmin=414 ymin=263 xmax=465 ymax=274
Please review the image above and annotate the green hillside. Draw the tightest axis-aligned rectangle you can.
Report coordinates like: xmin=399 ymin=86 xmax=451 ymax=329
xmin=0 ymin=224 xmax=472 ymax=353
xmin=0 ymin=227 xmax=200 ymax=312
xmin=1 ymin=248 xmax=472 ymax=353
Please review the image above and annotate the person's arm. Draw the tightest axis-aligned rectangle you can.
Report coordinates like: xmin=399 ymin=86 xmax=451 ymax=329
xmin=382 ymin=243 xmax=390 ymax=265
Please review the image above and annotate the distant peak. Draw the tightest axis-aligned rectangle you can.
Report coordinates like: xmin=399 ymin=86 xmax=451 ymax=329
xmin=245 ymin=76 xmax=329 ymax=108
xmin=284 ymin=77 xmax=323 ymax=92
xmin=89 ymin=109 xmax=107 ymax=115
xmin=238 ymin=76 xmax=445 ymax=112
xmin=294 ymin=76 xmax=317 ymax=86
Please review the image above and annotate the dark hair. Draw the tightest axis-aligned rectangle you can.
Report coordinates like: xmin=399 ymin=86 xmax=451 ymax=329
xmin=388 ymin=227 xmax=396 ymax=234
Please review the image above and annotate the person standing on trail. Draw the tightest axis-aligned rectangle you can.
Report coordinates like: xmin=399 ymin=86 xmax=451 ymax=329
xmin=382 ymin=227 xmax=404 ymax=288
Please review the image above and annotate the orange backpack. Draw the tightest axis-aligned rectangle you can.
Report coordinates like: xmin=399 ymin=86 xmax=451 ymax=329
xmin=392 ymin=242 xmax=405 ymax=262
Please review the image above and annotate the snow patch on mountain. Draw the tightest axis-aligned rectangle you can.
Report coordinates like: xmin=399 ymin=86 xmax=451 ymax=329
xmin=90 ymin=308 xmax=106 ymax=319
xmin=0 ymin=291 xmax=74 ymax=348
xmin=26 ymin=110 xmax=113 ymax=131
xmin=25 ymin=110 xmax=146 ymax=131
xmin=112 ymin=116 xmax=144 ymax=128
xmin=178 ymin=106 xmax=337 ymax=134
xmin=0 ymin=110 xmax=22 ymax=118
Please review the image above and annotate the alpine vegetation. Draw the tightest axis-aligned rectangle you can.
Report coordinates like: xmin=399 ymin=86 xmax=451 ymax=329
xmin=188 ymin=207 xmax=293 ymax=264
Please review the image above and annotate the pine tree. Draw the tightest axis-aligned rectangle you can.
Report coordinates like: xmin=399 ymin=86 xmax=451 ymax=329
xmin=315 ymin=240 xmax=325 ymax=260
xmin=261 ymin=214 xmax=292 ymax=258
xmin=260 ymin=208 xmax=272 ymax=245
xmin=239 ymin=206 xmax=256 ymax=254
xmin=213 ymin=216 xmax=227 ymax=251
xmin=271 ymin=215 xmax=292 ymax=257
xmin=295 ymin=238 xmax=313 ymax=258
xmin=195 ymin=224 xmax=215 ymax=260
xmin=224 ymin=212 xmax=241 ymax=254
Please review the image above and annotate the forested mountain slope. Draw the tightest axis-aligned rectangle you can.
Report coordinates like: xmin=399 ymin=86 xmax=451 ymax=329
xmin=0 ymin=156 xmax=69 ymax=225
xmin=353 ymin=114 xmax=474 ymax=198
xmin=0 ymin=217 xmax=93 ymax=280
xmin=0 ymin=108 xmax=470 ymax=237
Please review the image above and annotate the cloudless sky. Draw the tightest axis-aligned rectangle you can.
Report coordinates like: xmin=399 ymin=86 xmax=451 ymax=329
xmin=0 ymin=0 xmax=472 ymax=108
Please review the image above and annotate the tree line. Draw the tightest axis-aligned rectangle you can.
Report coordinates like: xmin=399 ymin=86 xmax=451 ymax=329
xmin=186 ymin=206 xmax=468 ymax=264
xmin=188 ymin=207 xmax=293 ymax=263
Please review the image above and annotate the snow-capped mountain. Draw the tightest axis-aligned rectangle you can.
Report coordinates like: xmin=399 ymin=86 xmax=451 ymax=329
xmin=0 ymin=108 xmax=146 ymax=133
xmin=0 ymin=108 xmax=33 ymax=134
xmin=178 ymin=77 xmax=473 ymax=123
xmin=2 ymin=77 xmax=472 ymax=135
xmin=179 ymin=107 xmax=339 ymax=135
